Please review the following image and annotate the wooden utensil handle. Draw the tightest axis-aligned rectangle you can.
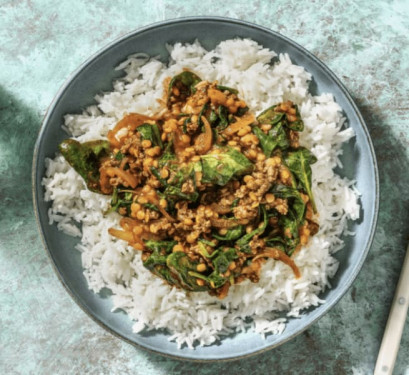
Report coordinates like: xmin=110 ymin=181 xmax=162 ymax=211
xmin=374 ymin=242 xmax=409 ymax=375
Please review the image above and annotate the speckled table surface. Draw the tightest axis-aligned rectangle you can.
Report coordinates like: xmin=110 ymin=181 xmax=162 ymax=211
xmin=1 ymin=1 xmax=409 ymax=374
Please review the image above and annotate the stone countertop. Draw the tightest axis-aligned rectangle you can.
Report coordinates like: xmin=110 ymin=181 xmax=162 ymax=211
xmin=1 ymin=1 xmax=408 ymax=374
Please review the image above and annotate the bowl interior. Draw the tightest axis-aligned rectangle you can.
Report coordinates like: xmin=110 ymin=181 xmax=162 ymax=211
xmin=33 ymin=17 xmax=378 ymax=361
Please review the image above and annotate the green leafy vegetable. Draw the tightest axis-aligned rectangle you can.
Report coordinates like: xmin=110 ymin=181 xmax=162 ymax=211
xmin=198 ymin=238 xmax=217 ymax=248
xmin=257 ymin=106 xmax=285 ymax=125
xmin=200 ymin=147 xmax=253 ymax=186
xmin=106 ymin=188 xmax=134 ymax=214
xmin=236 ymin=106 xmax=249 ymax=117
xmin=198 ymin=103 xmax=208 ymax=129
xmin=158 ymin=140 xmax=176 ymax=168
xmin=167 ymin=71 xmax=202 ymax=106
xmin=161 ymin=161 xmax=202 ymax=203
xmin=163 ymin=185 xmax=199 ymax=202
xmin=197 ymin=242 xmax=219 ymax=258
xmin=217 ymin=106 xmax=229 ymax=129
xmin=191 ymin=248 xmax=238 ymax=289
xmin=150 ymin=166 xmax=168 ymax=187
xmin=252 ymin=123 xmax=289 ymax=157
xmin=59 ymin=139 xmax=111 ymax=193
xmin=212 ymin=248 xmax=238 ymax=274
xmin=166 ymin=252 xmax=208 ymax=291
xmin=286 ymin=105 xmax=303 ymax=131
xmin=137 ymin=123 xmax=163 ymax=149
xmin=213 ymin=226 xmax=244 ymax=241
xmin=216 ymin=85 xmax=238 ymax=94
xmin=279 ymin=210 xmax=300 ymax=256
xmin=270 ymin=184 xmax=306 ymax=223
xmin=257 ymin=104 xmax=304 ymax=131
xmin=182 ymin=117 xmax=191 ymax=134
xmin=284 ymin=148 xmax=317 ymax=212
xmin=144 ymin=239 xmax=176 ymax=254
xmin=142 ymin=202 xmax=159 ymax=212
xmin=143 ymin=240 xmax=181 ymax=286
xmin=209 ymin=110 xmax=218 ymax=124
xmin=269 ymin=122 xmax=290 ymax=149
xmin=115 ymin=151 xmax=124 ymax=161
xmin=236 ymin=205 xmax=268 ymax=252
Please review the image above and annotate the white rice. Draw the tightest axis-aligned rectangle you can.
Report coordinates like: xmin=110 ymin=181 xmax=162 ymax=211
xmin=42 ymin=39 xmax=360 ymax=349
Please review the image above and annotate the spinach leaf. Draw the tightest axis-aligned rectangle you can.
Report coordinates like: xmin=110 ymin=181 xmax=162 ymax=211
xmin=217 ymin=105 xmax=229 ymax=129
xmin=188 ymin=270 xmax=227 ymax=290
xmin=236 ymin=106 xmax=249 ymax=117
xmin=166 ymin=252 xmax=209 ymax=291
xmin=142 ymin=202 xmax=159 ymax=212
xmin=286 ymin=105 xmax=303 ymax=131
xmin=143 ymin=240 xmax=181 ymax=286
xmin=168 ymin=160 xmax=201 ymax=185
xmin=197 ymin=242 xmax=219 ymax=258
xmin=269 ymin=122 xmax=290 ymax=149
xmin=150 ymin=166 xmax=168 ymax=187
xmin=163 ymin=185 xmax=199 ymax=202
xmin=162 ymin=161 xmax=201 ymax=203
xmin=236 ymin=205 xmax=268 ymax=252
xmin=278 ymin=209 xmax=300 ymax=256
xmin=182 ymin=117 xmax=191 ymax=134
xmin=253 ymin=126 xmax=277 ymax=158
xmin=187 ymin=248 xmax=238 ymax=290
xmin=213 ymin=226 xmax=244 ymax=241
xmin=257 ymin=104 xmax=304 ymax=131
xmin=265 ymin=236 xmax=286 ymax=249
xmin=257 ymin=106 xmax=285 ymax=125
xmin=198 ymin=103 xmax=208 ymax=129
xmin=264 ymin=236 xmax=297 ymax=257
xmin=252 ymin=124 xmax=288 ymax=157
xmin=144 ymin=240 xmax=176 ymax=254
xmin=137 ymin=123 xmax=163 ymax=149
xmin=198 ymin=238 xmax=217 ymax=248
xmin=216 ymin=85 xmax=238 ymax=95
xmin=115 ymin=151 xmax=124 ymax=161
xmin=212 ymin=248 xmax=238 ymax=274
xmin=59 ymin=139 xmax=111 ymax=194
xmin=209 ymin=110 xmax=218 ymax=125
xmin=208 ymin=274 xmax=228 ymax=289
xmin=284 ymin=148 xmax=317 ymax=212
xmin=270 ymin=184 xmax=305 ymax=223
xmin=200 ymin=147 xmax=253 ymax=186
xmin=158 ymin=140 xmax=176 ymax=168
xmin=167 ymin=71 xmax=202 ymax=106
xmin=107 ymin=188 xmax=134 ymax=214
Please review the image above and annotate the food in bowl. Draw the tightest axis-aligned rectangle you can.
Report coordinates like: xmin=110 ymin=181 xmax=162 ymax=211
xmin=59 ymin=73 xmax=319 ymax=299
xmin=43 ymin=39 xmax=360 ymax=348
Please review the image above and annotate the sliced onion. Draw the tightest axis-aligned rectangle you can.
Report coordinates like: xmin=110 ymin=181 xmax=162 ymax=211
xmin=210 ymin=217 xmax=249 ymax=228
xmin=223 ymin=113 xmax=255 ymax=136
xmin=253 ymin=247 xmax=301 ymax=279
xmin=108 ymin=228 xmax=134 ymax=242
xmin=105 ymin=167 xmax=138 ymax=188
xmin=194 ymin=116 xmax=212 ymax=155
xmin=107 ymin=113 xmax=154 ymax=148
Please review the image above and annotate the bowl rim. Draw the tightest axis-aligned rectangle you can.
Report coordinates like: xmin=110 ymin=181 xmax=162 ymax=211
xmin=32 ymin=15 xmax=379 ymax=362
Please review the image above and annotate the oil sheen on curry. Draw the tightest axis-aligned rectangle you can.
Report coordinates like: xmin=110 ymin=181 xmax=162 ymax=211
xmin=59 ymin=71 xmax=319 ymax=299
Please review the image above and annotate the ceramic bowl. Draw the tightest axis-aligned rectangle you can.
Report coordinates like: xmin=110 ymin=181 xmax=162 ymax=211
xmin=32 ymin=17 xmax=379 ymax=361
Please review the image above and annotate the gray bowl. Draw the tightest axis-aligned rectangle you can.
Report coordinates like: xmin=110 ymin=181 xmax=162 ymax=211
xmin=32 ymin=16 xmax=379 ymax=361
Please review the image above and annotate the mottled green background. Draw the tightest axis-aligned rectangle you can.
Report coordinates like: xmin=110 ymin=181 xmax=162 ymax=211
xmin=1 ymin=0 xmax=409 ymax=374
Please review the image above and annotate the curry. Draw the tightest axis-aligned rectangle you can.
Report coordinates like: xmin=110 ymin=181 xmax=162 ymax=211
xmin=59 ymin=71 xmax=319 ymax=299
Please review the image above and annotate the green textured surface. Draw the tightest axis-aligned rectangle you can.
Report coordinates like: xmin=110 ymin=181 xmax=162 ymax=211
xmin=1 ymin=1 xmax=408 ymax=374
